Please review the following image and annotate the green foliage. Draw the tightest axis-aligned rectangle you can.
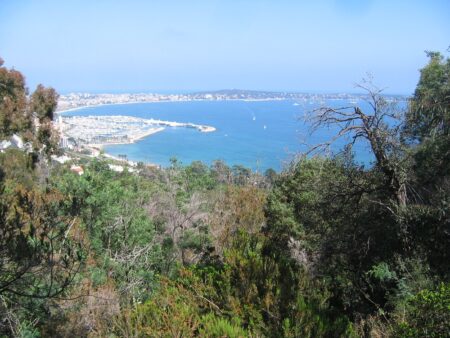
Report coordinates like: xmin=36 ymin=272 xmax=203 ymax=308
xmin=198 ymin=313 xmax=248 ymax=337
xmin=0 ymin=59 xmax=30 ymax=137
xmin=0 ymin=151 xmax=84 ymax=336
xmin=192 ymin=226 xmax=353 ymax=337
xmin=129 ymin=279 xmax=203 ymax=337
xmin=265 ymin=156 xmax=398 ymax=313
xmin=90 ymin=267 xmax=108 ymax=287
xmin=0 ymin=58 xmax=59 ymax=155
xmin=0 ymin=181 xmax=84 ymax=297
xmin=15 ymin=320 xmax=41 ymax=338
xmin=114 ymin=274 xmax=250 ymax=337
xmin=50 ymin=160 xmax=163 ymax=301
xmin=369 ymin=262 xmax=397 ymax=282
xmin=184 ymin=160 xmax=217 ymax=192
xmin=30 ymin=84 xmax=59 ymax=123
xmin=402 ymin=51 xmax=450 ymax=280
xmin=395 ymin=283 xmax=450 ymax=337
xmin=0 ymin=149 xmax=35 ymax=188
xmin=1 ymin=52 xmax=449 ymax=337
xmin=282 ymin=291 xmax=356 ymax=338
xmin=398 ymin=202 xmax=450 ymax=277
xmin=36 ymin=121 xmax=60 ymax=157
xmin=405 ymin=51 xmax=449 ymax=205
xmin=406 ymin=51 xmax=450 ymax=141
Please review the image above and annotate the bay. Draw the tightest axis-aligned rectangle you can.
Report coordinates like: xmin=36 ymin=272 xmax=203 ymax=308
xmin=63 ymin=99 xmax=374 ymax=171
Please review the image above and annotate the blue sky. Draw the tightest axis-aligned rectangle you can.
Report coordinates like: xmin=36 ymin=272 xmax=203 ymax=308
xmin=0 ymin=0 xmax=448 ymax=94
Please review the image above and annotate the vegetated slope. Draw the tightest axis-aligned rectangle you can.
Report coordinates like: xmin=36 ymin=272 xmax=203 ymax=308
xmin=0 ymin=53 xmax=448 ymax=337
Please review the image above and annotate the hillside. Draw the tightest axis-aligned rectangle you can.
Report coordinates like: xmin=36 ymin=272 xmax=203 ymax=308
xmin=0 ymin=53 xmax=449 ymax=337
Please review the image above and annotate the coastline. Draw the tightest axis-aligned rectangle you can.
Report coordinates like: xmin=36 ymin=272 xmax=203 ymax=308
xmin=55 ymin=98 xmax=284 ymax=171
xmin=60 ymin=115 xmax=216 ymax=144
xmin=84 ymin=127 xmax=166 ymax=169
xmin=59 ymin=115 xmax=216 ymax=167
xmin=56 ymin=97 xmax=289 ymax=115
xmin=56 ymin=101 xmax=153 ymax=115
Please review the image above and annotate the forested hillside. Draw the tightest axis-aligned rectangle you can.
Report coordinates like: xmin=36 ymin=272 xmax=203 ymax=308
xmin=0 ymin=52 xmax=448 ymax=337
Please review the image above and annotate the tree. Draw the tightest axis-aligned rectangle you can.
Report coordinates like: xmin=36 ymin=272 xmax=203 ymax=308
xmin=31 ymin=84 xmax=59 ymax=122
xmin=0 ymin=185 xmax=84 ymax=299
xmin=0 ymin=58 xmax=30 ymax=137
xmin=30 ymin=84 xmax=60 ymax=157
xmin=0 ymin=59 xmax=60 ymax=157
xmin=147 ymin=188 xmax=209 ymax=268
xmin=403 ymin=52 xmax=450 ymax=197
xmin=263 ymin=156 xmax=405 ymax=318
xmin=405 ymin=51 xmax=450 ymax=141
xmin=309 ymin=80 xmax=408 ymax=206
xmin=0 ymin=151 xmax=85 ymax=336
xmin=208 ymin=186 xmax=266 ymax=257
xmin=401 ymin=51 xmax=450 ymax=278
xmin=50 ymin=160 xmax=162 ymax=302
xmin=211 ymin=160 xmax=232 ymax=184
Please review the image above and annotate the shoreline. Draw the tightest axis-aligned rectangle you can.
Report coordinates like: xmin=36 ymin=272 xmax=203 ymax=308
xmin=56 ymin=98 xmax=282 ymax=171
xmin=61 ymin=115 xmax=216 ymax=141
xmin=101 ymin=152 xmax=139 ymax=167
xmin=59 ymin=116 xmax=215 ymax=158
xmin=56 ymin=97 xmax=289 ymax=115
xmin=56 ymin=100 xmax=154 ymax=115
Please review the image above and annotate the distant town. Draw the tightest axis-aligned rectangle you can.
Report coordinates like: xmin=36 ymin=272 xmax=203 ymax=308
xmin=57 ymin=89 xmax=405 ymax=112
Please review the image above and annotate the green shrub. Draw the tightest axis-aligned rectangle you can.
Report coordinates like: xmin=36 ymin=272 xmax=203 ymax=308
xmin=395 ymin=283 xmax=450 ymax=337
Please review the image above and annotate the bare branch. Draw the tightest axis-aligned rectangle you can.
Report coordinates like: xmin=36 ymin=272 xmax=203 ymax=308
xmin=305 ymin=78 xmax=409 ymax=206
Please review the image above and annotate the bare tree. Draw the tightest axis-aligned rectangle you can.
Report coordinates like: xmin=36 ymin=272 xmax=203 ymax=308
xmin=308 ymin=79 xmax=408 ymax=206
xmin=147 ymin=189 xmax=209 ymax=267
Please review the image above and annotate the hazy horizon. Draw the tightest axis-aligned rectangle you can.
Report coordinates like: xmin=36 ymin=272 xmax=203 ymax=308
xmin=1 ymin=0 xmax=449 ymax=95
xmin=55 ymin=88 xmax=409 ymax=96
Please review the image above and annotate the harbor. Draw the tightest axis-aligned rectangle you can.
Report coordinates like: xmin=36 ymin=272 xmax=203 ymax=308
xmin=58 ymin=115 xmax=216 ymax=147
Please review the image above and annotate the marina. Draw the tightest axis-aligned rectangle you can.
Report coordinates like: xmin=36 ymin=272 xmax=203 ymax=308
xmin=59 ymin=115 xmax=216 ymax=147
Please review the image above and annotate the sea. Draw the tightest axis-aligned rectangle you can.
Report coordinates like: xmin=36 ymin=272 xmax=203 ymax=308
xmin=62 ymin=99 xmax=375 ymax=172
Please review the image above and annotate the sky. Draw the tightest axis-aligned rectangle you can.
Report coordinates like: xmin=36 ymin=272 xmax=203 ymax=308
xmin=0 ymin=0 xmax=449 ymax=94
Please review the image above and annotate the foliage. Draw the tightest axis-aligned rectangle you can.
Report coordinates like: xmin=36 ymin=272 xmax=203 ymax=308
xmin=405 ymin=51 xmax=450 ymax=141
xmin=310 ymin=79 xmax=408 ymax=206
xmin=49 ymin=160 xmax=163 ymax=302
xmin=208 ymin=185 xmax=266 ymax=256
xmin=30 ymin=84 xmax=59 ymax=123
xmin=0 ymin=58 xmax=59 ymax=155
xmin=113 ymin=275 xmax=249 ymax=337
xmin=1 ymin=52 xmax=449 ymax=336
xmin=0 ymin=59 xmax=29 ymax=138
xmin=395 ymin=283 xmax=450 ymax=337
xmin=0 ymin=151 xmax=84 ymax=336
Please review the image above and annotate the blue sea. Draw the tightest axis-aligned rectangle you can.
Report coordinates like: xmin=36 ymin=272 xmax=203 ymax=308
xmin=63 ymin=99 xmax=374 ymax=172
